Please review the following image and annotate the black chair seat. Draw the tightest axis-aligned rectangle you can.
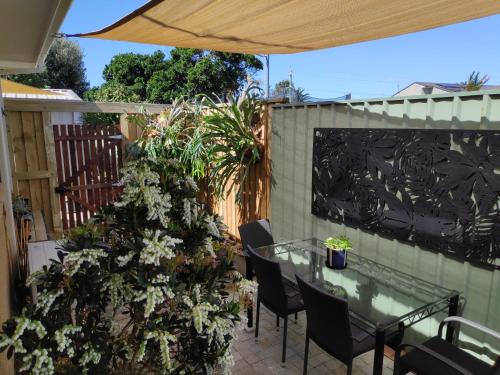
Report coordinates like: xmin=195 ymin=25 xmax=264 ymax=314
xmin=284 ymin=283 xmax=304 ymax=313
xmin=310 ymin=322 xmax=376 ymax=362
xmin=352 ymin=324 xmax=375 ymax=356
xmin=399 ymin=337 xmax=491 ymax=375
xmin=260 ymin=282 xmax=304 ymax=315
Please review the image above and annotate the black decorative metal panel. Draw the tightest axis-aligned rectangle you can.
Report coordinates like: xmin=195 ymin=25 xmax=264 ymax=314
xmin=312 ymin=128 xmax=500 ymax=269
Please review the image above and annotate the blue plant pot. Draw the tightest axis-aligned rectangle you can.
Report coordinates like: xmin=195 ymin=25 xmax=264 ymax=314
xmin=332 ymin=250 xmax=346 ymax=268
xmin=326 ymin=248 xmax=347 ymax=269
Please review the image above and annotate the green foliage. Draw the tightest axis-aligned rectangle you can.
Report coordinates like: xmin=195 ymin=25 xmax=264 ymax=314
xmin=102 ymin=51 xmax=168 ymax=101
xmin=132 ymin=98 xmax=213 ymax=180
xmin=89 ymin=48 xmax=263 ymax=105
xmin=324 ymin=236 xmax=352 ymax=251
xmin=201 ymin=84 xmax=264 ymax=203
xmin=461 ymin=71 xmax=490 ymax=91
xmin=83 ymin=81 xmax=142 ymax=125
xmin=272 ymin=79 xmax=310 ymax=102
xmin=7 ymin=39 xmax=89 ymax=97
xmin=0 ymin=154 xmax=254 ymax=374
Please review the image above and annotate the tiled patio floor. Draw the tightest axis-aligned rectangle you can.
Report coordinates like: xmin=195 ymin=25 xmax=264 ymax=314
xmin=230 ymin=306 xmax=394 ymax=375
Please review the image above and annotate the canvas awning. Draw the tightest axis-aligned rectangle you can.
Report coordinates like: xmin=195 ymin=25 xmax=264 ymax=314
xmin=72 ymin=0 xmax=500 ymax=54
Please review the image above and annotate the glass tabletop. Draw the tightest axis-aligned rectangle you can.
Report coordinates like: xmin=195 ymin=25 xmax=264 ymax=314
xmin=254 ymin=238 xmax=458 ymax=333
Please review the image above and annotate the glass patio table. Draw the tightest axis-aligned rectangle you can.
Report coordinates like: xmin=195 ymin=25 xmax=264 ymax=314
xmin=251 ymin=238 xmax=460 ymax=375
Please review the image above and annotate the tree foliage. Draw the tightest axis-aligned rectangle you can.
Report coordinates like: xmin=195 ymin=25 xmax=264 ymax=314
xmin=6 ymin=39 xmax=90 ymax=97
xmin=90 ymin=49 xmax=263 ymax=104
xmin=272 ymin=79 xmax=310 ymax=102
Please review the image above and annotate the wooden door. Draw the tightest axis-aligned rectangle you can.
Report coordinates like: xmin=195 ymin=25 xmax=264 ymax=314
xmin=53 ymin=124 xmax=123 ymax=230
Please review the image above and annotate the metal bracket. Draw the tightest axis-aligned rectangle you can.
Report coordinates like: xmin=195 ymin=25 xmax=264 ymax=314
xmin=55 ymin=185 xmax=69 ymax=194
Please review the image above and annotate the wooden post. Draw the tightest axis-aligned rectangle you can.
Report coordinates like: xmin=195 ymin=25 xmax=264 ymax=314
xmin=0 ymin=78 xmax=15 ymax=375
xmin=119 ymin=113 xmax=142 ymax=157
xmin=43 ymin=112 xmax=63 ymax=236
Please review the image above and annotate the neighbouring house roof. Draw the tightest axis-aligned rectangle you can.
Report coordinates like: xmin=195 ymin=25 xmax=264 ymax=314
xmin=69 ymin=0 xmax=500 ymax=55
xmin=415 ymin=82 xmax=500 ymax=92
xmin=1 ymin=79 xmax=81 ymax=100
xmin=393 ymin=81 xmax=500 ymax=96
xmin=0 ymin=0 xmax=72 ymax=74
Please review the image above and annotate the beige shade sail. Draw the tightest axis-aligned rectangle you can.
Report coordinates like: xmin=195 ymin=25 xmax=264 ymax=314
xmin=72 ymin=0 xmax=500 ymax=54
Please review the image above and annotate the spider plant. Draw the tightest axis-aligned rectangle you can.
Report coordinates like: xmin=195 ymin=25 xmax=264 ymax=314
xmin=200 ymin=83 xmax=264 ymax=204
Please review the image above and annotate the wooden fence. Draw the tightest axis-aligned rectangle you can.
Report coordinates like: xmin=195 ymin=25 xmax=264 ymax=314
xmin=5 ymin=111 xmax=62 ymax=234
xmin=0 ymin=183 xmax=13 ymax=375
xmin=4 ymin=98 xmax=274 ymax=239
xmin=209 ymin=105 xmax=272 ymax=239
xmin=53 ymin=124 xmax=123 ymax=230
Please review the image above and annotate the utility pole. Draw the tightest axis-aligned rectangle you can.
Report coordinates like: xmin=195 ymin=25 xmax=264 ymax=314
xmin=264 ymin=54 xmax=270 ymax=99
xmin=288 ymin=68 xmax=294 ymax=101
xmin=257 ymin=54 xmax=271 ymax=98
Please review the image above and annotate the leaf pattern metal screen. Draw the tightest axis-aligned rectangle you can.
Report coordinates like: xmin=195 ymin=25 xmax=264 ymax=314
xmin=312 ymin=128 xmax=500 ymax=269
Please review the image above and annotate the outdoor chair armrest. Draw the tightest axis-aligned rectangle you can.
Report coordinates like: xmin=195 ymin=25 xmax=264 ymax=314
xmin=394 ymin=343 xmax=474 ymax=375
xmin=438 ymin=316 xmax=500 ymax=341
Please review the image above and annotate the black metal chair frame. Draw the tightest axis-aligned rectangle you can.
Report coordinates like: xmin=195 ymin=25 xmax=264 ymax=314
xmin=238 ymin=219 xmax=275 ymax=329
xmin=247 ymin=245 xmax=304 ymax=364
xmin=296 ymin=274 xmax=381 ymax=375
xmin=394 ymin=316 xmax=500 ymax=375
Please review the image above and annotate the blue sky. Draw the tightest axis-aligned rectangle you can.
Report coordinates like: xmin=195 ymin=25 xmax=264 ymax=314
xmin=61 ymin=1 xmax=500 ymax=99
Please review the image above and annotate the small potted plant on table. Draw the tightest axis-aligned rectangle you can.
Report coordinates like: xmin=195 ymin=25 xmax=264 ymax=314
xmin=324 ymin=235 xmax=352 ymax=269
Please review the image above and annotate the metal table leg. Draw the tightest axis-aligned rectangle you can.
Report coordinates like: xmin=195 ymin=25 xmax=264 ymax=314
xmin=245 ymin=255 xmax=254 ymax=328
xmin=446 ymin=294 xmax=459 ymax=343
xmin=373 ymin=325 xmax=386 ymax=375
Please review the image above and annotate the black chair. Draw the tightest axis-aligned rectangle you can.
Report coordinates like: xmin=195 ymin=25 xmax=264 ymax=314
xmin=394 ymin=316 xmax=500 ymax=375
xmin=247 ymin=245 xmax=305 ymax=364
xmin=238 ymin=219 xmax=274 ymax=287
xmin=238 ymin=219 xmax=274 ymax=252
xmin=239 ymin=220 xmax=299 ymax=329
xmin=296 ymin=274 xmax=379 ymax=375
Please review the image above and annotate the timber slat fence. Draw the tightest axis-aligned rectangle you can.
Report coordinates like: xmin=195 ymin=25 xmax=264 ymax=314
xmin=4 ymin=99 xmax=274 ymax=238
xmin=53 ymin=124 xmax=123 ymax=230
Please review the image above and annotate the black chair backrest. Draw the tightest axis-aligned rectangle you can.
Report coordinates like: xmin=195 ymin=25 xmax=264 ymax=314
xmin=238 ymin=220 xmax=274 ymax=253
xmin=296 ymin=274 xmax=353 ymax=362
xmin=247 ymin=245 xmax=287 ymax=313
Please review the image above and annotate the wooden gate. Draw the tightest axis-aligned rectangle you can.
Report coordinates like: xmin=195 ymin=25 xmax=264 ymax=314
xmin=53 ymin=124 xmax=123 ymax=230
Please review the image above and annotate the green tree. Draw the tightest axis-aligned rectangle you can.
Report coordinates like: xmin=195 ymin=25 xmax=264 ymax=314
xmin=83 ymin=82 xmax=142 ymax=125
xmin=272 ymin=79 xmax=310 ymax=102
xmin=461 ymin=71 xmax=490 ymax=91
xmin=91 ymin=48 xmax=263 ymax=104
xmin=7 ymin=38 xmax=89 ymax=97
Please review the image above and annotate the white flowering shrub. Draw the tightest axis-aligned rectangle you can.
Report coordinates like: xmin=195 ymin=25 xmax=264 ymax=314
xmin=0 ymin=156 xmax=254 ymax=374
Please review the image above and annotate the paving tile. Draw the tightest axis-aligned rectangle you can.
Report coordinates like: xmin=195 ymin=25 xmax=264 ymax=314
xmin=229 ymin=306 xmax=394 ymax=374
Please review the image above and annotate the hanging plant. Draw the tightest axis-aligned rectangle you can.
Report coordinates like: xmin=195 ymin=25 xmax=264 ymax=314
xmin=200 ymin=83 xmax=264 ymax=204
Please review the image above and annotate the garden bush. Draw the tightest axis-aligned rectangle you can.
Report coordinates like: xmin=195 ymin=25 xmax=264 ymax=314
xmin=0 ymin=155 xmax=254 ymax=374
